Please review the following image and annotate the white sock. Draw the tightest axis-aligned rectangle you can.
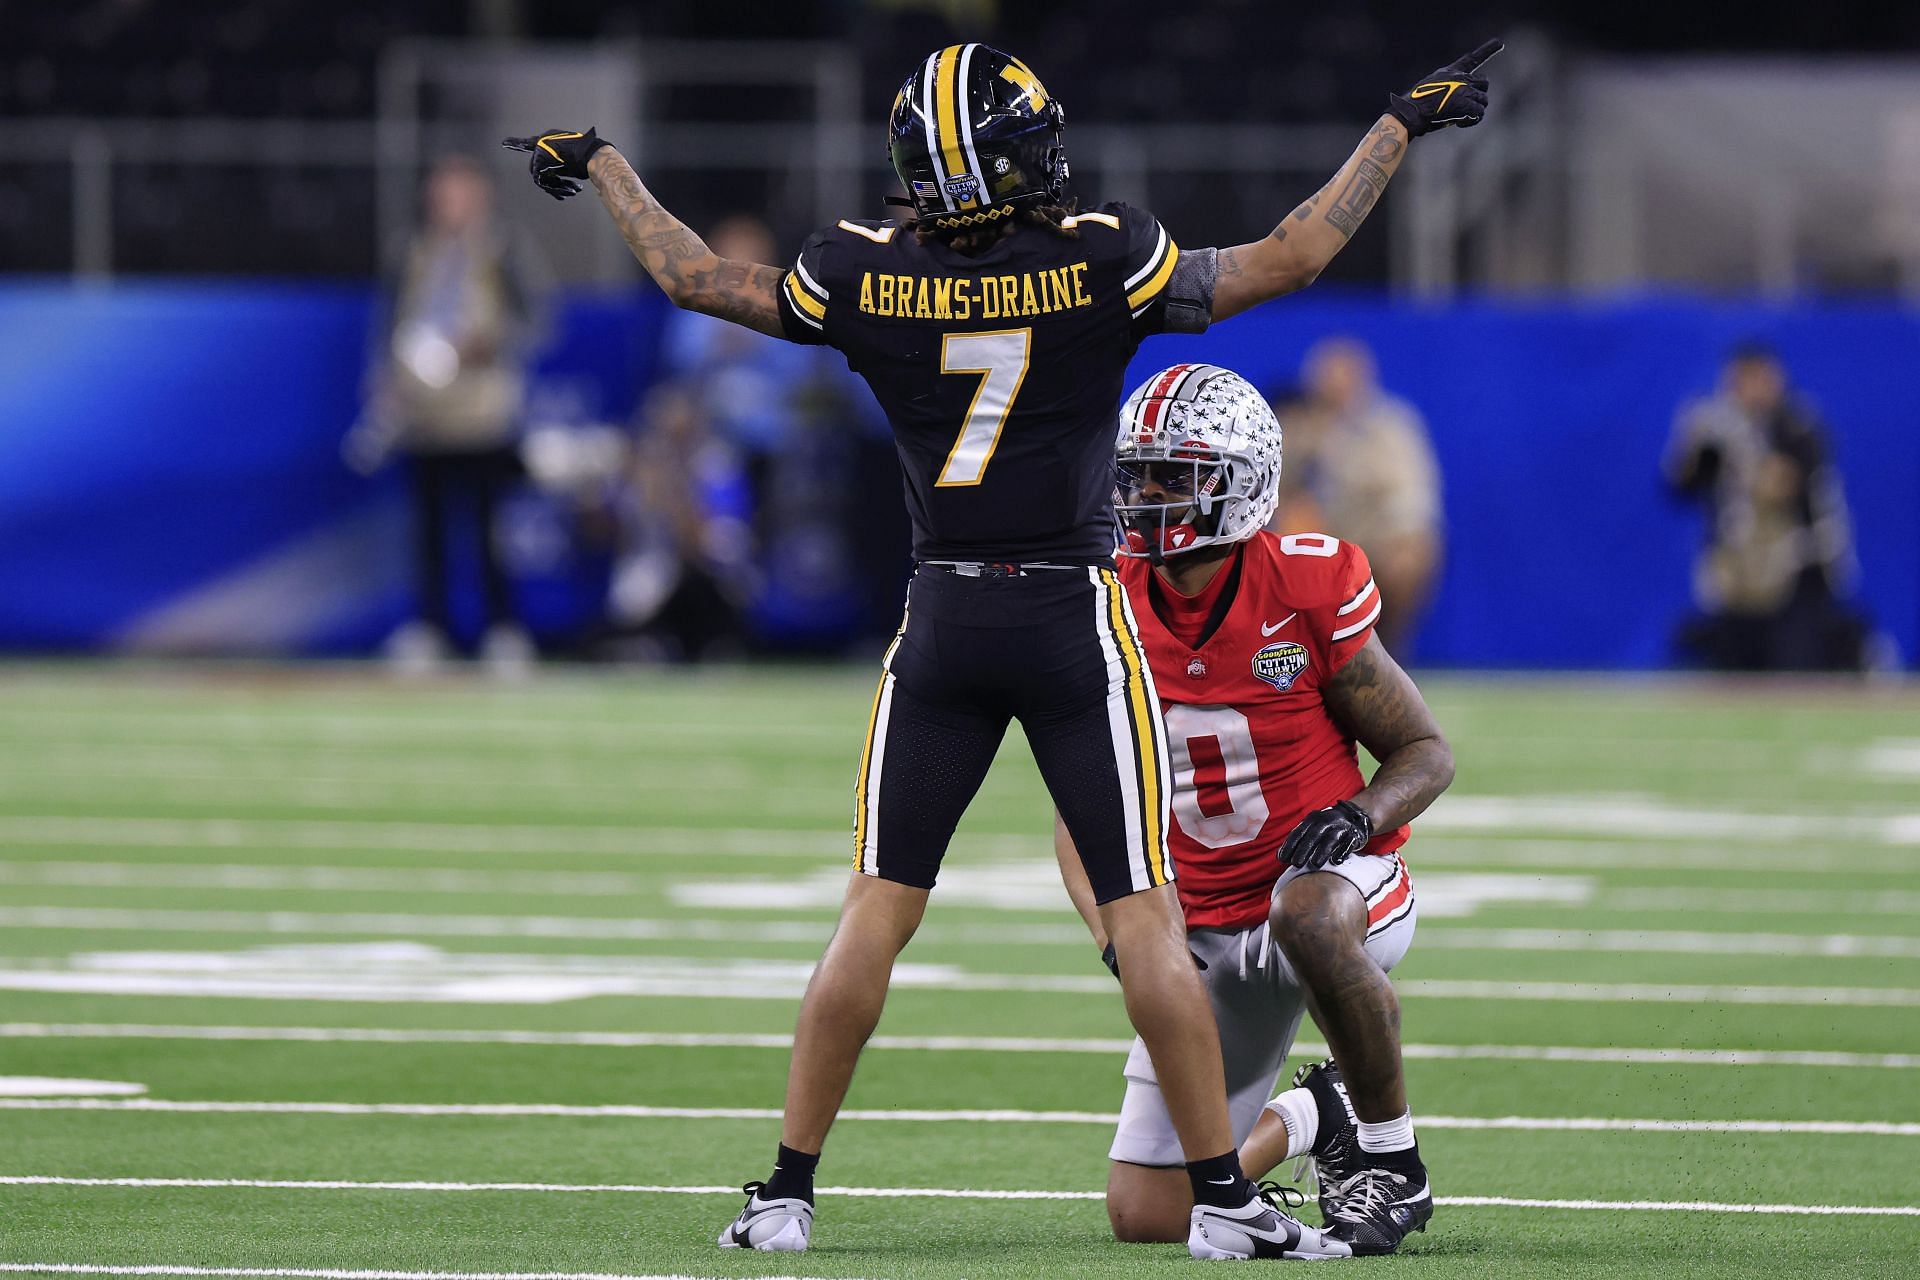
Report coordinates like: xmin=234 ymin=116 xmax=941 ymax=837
xmin=1356 ymin=1111 xmax=1417 ymax=1155
xmin=1265 ymin=1087 xmax=1318 ymax=1159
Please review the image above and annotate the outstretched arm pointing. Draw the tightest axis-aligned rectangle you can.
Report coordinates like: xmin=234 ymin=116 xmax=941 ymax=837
xmin=504 ymin=128 xmax=788 ymax=338
xmin=1209 ymin=39 xmax=1502 ymax=322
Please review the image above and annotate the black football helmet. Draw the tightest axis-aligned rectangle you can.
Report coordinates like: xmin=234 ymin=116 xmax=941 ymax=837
xmin=887 ymin=44 xmax=1069 ymax=231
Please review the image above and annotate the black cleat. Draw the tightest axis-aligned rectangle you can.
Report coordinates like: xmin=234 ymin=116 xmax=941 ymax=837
xmin=1291 ymin=1058 xmax=1361 ymax=1217
xmin=1321 ymin=1165 xmax=1434 ymax=1256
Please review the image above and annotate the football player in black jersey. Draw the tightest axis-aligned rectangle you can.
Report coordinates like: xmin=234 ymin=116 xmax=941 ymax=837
xmin=508 ymin=37 xmax=1498 ymax=1260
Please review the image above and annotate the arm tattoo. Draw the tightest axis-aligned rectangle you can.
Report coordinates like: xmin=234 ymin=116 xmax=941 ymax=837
xmin=1323 ymin=158 xmax=1389 ymax=240
xmin=589 ymin=150 xmax=785 ymax=337
xmin=1217 ymin=246 xmax=1246 ymax=277
xmin=1366 ymin=129 xmax=1405 ymax=164
xmin=1323 ymin=639 xmax=1454 ymax=830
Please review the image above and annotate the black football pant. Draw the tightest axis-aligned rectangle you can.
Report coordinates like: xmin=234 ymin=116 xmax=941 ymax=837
xmin=853 ymin=563 xmax=1172 ymax=904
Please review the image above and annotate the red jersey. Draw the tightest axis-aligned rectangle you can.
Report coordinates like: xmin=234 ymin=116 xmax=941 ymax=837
xmin=1118 ymin=530 xmax=1410 ymax=930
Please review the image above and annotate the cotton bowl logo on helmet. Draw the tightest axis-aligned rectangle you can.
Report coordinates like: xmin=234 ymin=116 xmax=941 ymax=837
xmin=1114 ymin=364 xmax=1284 ymax=563
xmin=887 ymin=44 xmax=1069 ymax=230
xmin=1253 ymin=641 xmax=1310 ymax=692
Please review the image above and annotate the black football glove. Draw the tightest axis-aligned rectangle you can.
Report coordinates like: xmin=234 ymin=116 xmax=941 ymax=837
xmin=1277 ymin=799 xmax=1374 ymax=871
xmin=502 ymin=128 xmax=612 ymax=201
xmin=1388 ymin=40 xmax=1503 ymax=137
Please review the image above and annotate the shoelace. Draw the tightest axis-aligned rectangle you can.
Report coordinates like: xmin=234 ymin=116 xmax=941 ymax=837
xmin=1323 ymin=1167 xmax=1407 ymax=1225
xmin=1253 ymin=1179 xmax=1308 ymax=1213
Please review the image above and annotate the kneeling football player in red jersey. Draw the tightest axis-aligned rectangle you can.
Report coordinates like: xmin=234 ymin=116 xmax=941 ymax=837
xmin=1057 ymin=363 xmax=1456 ymax=1256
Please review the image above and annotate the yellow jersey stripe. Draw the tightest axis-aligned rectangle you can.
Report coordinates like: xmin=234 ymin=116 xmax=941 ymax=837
xmin=784 ymin=272 xmax=827 ymax=321
xmin=933 ymin=45 xmax=975 ymax=209
xmin=1063 ymin=211 xmax=1121 ymax=231
xmin=1125 ymin=236 xmax=1180 ymax=312
xmin=1101 ymin=568 xmax=1166 ymax=885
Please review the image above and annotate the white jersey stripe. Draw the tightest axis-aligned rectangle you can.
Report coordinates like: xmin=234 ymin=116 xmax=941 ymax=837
xmin=1337 ymin=578 xmax=1377 ymax=616
xmin=1123 ymin=222 xmax=1170 ymax=292
xmin=858 ymin=673 xmax=897 ymax=876
xmin=792 ymin=258 xmax=828 ymax=302
xmin=1331 ymin=598 xmax=1382 ymax=643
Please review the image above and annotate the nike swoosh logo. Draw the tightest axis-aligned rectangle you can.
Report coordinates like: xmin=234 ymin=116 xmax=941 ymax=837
xmin=1207 ymin=1176 xmax=1238 ymax=1185
xmin=1409 ymin=81 xmax=1465 ymax=112
xmin=1261 ymin=614 xmax=1297 ymax=636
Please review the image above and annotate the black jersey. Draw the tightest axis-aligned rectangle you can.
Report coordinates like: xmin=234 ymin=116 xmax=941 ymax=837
xmin=776 ymin=203 xmax=1210 ymax=564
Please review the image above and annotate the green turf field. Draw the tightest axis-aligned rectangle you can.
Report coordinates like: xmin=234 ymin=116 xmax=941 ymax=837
xmin=1 ymin=663 xmax=1916 ymax=1279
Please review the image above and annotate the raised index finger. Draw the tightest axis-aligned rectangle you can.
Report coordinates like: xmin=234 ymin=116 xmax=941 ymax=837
xmin=1456 ymin=39 xmax=1505 ymax=73
xmin=501 ymin=137 xmax=537 ymax=153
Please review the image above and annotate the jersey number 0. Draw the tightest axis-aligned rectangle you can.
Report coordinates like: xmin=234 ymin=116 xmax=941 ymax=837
xmin=935 ymin=328 xmax=1032 ymax=486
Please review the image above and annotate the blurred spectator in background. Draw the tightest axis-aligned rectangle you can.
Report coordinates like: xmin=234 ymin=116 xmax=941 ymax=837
xmin=1272 ymin=337 xmax=1443 ymax=652
xmin=656 ymin=215 xmax=817 ymax=507
xmin=634 ymin=214 xmax=909 ymax=656
xmin=346 ymin=155 xmax=547 ymax=673
xmin=1665 ymin=341 xmax=1871 ymax=671
xmin=605 ymin=385 xmax=755 ymax=662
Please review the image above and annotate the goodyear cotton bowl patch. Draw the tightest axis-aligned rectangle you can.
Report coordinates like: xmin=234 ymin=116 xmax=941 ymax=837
xmin=1252 ymin=641 xmax=1309 ymax=691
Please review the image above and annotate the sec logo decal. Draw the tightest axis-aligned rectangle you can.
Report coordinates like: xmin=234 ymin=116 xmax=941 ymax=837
xmin=1252 ymin=641 xmax=1309 ymax=691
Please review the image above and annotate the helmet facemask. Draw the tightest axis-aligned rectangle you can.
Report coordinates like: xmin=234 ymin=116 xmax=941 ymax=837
xmin=1115 ymin=446 xmax=1262 ymax=564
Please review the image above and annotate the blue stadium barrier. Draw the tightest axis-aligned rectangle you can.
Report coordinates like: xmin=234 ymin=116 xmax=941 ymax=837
xmin=1136 ymin=295 xmax=1920 ymax=668
xmin=0 ymin=281 xmax=1913 ymax=666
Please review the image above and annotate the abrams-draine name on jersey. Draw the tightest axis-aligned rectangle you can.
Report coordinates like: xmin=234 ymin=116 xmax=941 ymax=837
xmin=856 ymin=263 xmax=1095 ymax=321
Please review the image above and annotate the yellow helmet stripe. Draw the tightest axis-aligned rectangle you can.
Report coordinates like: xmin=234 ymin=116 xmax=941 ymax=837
xmin=933 ymin=45 xmax=976 ymax=210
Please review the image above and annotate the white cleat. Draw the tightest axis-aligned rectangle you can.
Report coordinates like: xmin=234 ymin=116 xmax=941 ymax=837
xmin=1189 ymin=1184 xmax=1353 ymax=1261
xmin=717 ymin=1181 xmax=812 ymax=1252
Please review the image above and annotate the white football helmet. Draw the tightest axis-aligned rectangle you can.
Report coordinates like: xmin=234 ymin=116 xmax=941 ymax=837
xmin=1115 ymin=363 xmax=1282 ymax=561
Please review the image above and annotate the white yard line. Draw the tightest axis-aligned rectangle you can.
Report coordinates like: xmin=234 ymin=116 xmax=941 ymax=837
xmin=0 ymin=1271 xmax=837 ymax=1280
xmin=6 ymin=943 xmax=1915 ymax=1005
xmin=4 ymin=1098 xmax=1915 ymax=1137
xmin=1595 ymin=886 xmax=1920 ymax=916
xmin=1417 ymin=929 xmax=1920 ymax=959
xmin=2 ymin=1177 xmax=1914 ymax=1217
xmin=0 ymin=906 xmax=1085 ymax=948
xmin=1397 ymin=979 xmax=1920 ymax=1007
xmin=8 ymin=802 xmax=1920 ymax=861
xmin=0 ymin=817 xmax=1035 ymax=860
xmin=0 ymin=863 xmax=661 ymax=897
xmin=1411 ymin=838 xmax=1920 ymax=875
xmin=0 ymin=818 xmax=850 ymax=857
xmin=15 ymin=901 xmax=1920 ymax=959
xmin=4 ymin=1023 xmax=1916 ymax=1069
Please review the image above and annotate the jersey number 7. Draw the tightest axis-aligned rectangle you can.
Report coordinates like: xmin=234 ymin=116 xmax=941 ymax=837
xmin=935 ymin=328 xmax=1032 ymax=487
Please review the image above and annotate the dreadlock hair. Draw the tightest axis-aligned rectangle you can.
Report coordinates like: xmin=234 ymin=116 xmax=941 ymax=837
xmin=910 ymin=198 xmax=1080 ymax=256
